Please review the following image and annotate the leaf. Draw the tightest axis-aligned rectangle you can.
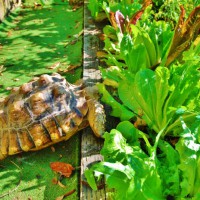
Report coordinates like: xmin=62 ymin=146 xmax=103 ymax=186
xmin=98 ymin=83 xmax=135 ymax=121
xmin=52 ymin=177 xmax=58 ymax=185
xmin=176 ymin=118 xmax=200 ymax=197
xmin=118 ymin=68 xmax=159 ymax=131
xmin=46 ymin=62 xmax=60 ymax=70
xmin=120 ymin=34 xmax=149 ymax=73
xmin=55 ymin=189 xmax=76 ymax=200
xmin=166 ymin=6 xmax=200 ymax=66
xmin=157 ymin=140 xmax=180 ymax=196
xmin=57 ymin=64 xmax=81 ymax=74
xmin=101 ymin=130 xmax=133 ymax=162
xmin=86 ymin=128 xmax=164 ymax=199
xmin=116 ymin=121 xmax=139 ymax=144
xmin=50 ymin=162 xmax=75 ymax=178
xmin=84 ymin=169 xmax=98 ymax=191
xmin=88 ymin=0 xmax=103 ymax=18
xmin=129 ymin=10 xmax=144 ymax=26
xmin=109 ymin=11 xmax=126 ymax=33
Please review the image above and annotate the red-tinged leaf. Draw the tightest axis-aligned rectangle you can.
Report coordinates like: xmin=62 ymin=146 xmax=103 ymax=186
xmin=129 ymin=10 xmax=144 ymax=25
xmin=109 ymin=0 xmax=152 ymax=34
xmin=109 ymin=11 xmax=126 ymax=33
xmin=50 ymin=162 xmax=75 ymax=177
xmin=166 ymin=5 xmax=200 ymax=67
xmin=109 ymin=12 xmax=118 ymax=30
xmin=142 ymin=0 xmax=152 ymax=10
xmin=115 ymin=11 xmax=126 ymax=33
xmin=128 ymin=0 xmax=152 ymax=31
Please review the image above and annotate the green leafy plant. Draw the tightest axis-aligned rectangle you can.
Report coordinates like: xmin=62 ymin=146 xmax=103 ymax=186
xmin=85 ymin=117 xmax=200 ymax=199
xmin=99 ymin=3 xmax=200 ymax=71
xmin=86 ymin=1 xmax=200 ymax=199
xmin=152 ymin=0 xmax=200 ymax=27
xmin=101 ymin=15 xmax=174 ymax=72
xmin=99 ymin=43 xmax=200 ymax=136
xmin=88 ymin=0 xmax=142 ymax=20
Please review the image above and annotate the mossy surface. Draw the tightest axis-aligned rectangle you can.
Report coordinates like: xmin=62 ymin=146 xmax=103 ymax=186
xmin=0 ymin=2 xmax=83 ymax=199
xmin=0 ymin=2 xmax=83 ymax=97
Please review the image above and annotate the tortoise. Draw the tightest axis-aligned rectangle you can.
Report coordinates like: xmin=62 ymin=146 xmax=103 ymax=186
xmin=0 ymin=73 xmax=105 ymax=160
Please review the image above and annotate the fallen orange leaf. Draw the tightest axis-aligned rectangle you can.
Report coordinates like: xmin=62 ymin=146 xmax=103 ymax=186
xmin=52 ymin=177 xmax=58 ymax=185
xmin=55 ymin=189 xmax=76 ymax=200
xmin=50 ymin=162 xmax=75 ymax=178
xmin=47 ymin=62 xmax=60 ymax=69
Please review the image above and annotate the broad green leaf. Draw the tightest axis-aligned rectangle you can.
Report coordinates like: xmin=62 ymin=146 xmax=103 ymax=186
xmin=100 ymin=65 xmax=124 ymax=83
xmin=176 ymin=118 xmax=200 ymax=197
xmin=142 ymin=170 xmax=164 ymax=200
xmin=149 ymin=21 xmax=174 ymax=65
xmin=118 ymin=67 xmax=170 ymax=133
xmin=86 ymin=127 xmax=166 ymax=199
xmin=154 ymin=67 xmax=170 ymax=129
xmin=118 ymin=69 xmax=154 ymax=121
xmin=88 ymin=0 xmax=103 ymax=18
xmin=98 ymin=83 xmax=135 ymax=121
xmin=116 ymin=121 xmax=139 ymax=144
xmin=84 ymin=169 xmax=98 ymax=191
xmin=120 ymin=34 xmax=133 ymax=58
xmin=129 ymin=43 xmax=150 ymax=73
xmin=101 ymin=130 xmax=133 ymax=162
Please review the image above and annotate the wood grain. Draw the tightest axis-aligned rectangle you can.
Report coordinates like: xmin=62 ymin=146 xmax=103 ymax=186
xmin=81 ymin=0 xmax=108 ymax=199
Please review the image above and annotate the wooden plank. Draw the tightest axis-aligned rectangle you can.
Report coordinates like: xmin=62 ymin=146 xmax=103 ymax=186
xmin=80 ymin=0 xmax=108 ymax=199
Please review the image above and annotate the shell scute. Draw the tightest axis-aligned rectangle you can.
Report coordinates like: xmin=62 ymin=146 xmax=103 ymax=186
xmin=42 ymin=118 xmax=63 ymax=141
xmin=0 ymin=74 xmax=90 ymax=158
xmin=17 ymin=130 xmax=35 ymax=152
xmin=0 ymin=130 xmax=9 ymax=156
xmin=28 ymin=123 xmax=51 ymax=148
xmin=8 ymin=130 xmax=21 ymax=155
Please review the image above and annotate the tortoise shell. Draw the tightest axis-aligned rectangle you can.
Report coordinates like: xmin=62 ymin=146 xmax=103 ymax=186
xmin=0 ymin=73 xmax=105 ymax=160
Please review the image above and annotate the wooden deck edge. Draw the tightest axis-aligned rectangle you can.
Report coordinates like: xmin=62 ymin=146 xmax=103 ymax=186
xmin=80 ymin=0 xmax=109 ymax=199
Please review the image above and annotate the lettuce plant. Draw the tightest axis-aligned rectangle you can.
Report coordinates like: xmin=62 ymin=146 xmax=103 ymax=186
xmin=85 ymin=117 xmax=200 ymax=199
xmin=86 ymin=1 xmax=200 ymax=199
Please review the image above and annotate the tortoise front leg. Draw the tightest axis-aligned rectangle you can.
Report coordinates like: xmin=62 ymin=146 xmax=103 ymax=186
xmin=87 ymin=99 xmax=106 ymax=137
